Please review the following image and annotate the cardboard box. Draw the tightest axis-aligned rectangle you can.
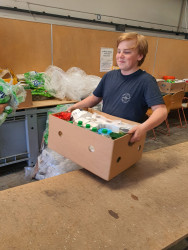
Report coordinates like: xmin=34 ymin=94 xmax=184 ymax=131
xmin=158 ymin=81 xmax=185 ymax=93
xmin=48 ymin=109 xmax=146 ymax=181
xmin=185 ymin=82 xmax=188 ymax=92
xmin=18 ymin=89 xmax=33 ymax=109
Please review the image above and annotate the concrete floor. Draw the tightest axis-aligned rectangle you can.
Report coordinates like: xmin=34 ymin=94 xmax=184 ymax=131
xmin=0 ymin=110 xmax=188 ymax=191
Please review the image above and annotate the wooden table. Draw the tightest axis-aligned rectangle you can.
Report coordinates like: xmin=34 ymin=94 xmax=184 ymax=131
xmin=18 ymin=97 xmax=77 ymax=109
xmin=0 ymin=142 xmax=187 ymax=250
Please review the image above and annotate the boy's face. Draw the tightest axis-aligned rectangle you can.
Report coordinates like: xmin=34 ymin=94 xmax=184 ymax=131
xmin=116 ymin=39 xmax=143 ymax=75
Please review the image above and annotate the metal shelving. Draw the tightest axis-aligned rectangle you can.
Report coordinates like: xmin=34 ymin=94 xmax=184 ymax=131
xmin=0 ymin=107 xmax=49 ymax=168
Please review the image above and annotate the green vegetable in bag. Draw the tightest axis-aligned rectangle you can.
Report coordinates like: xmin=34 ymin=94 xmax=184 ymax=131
xmin=24 ymin=71 xmax=52 ymax=97
xmin=4 ymin=106 xmax=13 ymax=114
xmin=0 ymin=79 xmax=26 ymax=126
xmin=24 ymin=71 xmax=45 ymax=88
xmin=0 ymin=80 xmax=11 ymax=104
xmin=31 ymin=88 xmax=52 ymax=97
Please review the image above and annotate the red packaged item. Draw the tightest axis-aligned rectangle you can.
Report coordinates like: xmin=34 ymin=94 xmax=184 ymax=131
xmin=163 ymin=76 xmax=175 ymax=81
xmin=53 ymin=112 xmax=71 ymax=121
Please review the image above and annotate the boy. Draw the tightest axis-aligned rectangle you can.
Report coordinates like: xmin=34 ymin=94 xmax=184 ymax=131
xmin=68 ymin=32 xmax=167 ymax=143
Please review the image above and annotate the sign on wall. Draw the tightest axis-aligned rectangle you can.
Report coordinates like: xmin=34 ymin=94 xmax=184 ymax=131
xmin=100 ymin=48 xmax=114 ymax=72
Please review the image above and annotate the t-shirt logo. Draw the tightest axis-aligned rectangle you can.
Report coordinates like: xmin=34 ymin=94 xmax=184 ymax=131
xmin=121 ymin=93 xmax=131 ymax=103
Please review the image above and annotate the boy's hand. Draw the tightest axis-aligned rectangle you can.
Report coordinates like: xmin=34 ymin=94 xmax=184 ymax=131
xmin=128 ymin=124 xmax=146 ymax=143
xmin=67 ymin=106 xmax=75 ymax=112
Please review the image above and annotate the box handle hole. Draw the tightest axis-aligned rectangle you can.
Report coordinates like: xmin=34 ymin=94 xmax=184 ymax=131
xmin=138 ymin=145 xmax=141 ymax=151
xmin=128 ymin=141 xmax=134 ymax=146
xmin=58 ymin=131 xmax=63 ymax=136
xmin=116 ymin=157 xmax=121 ymax=163
xmin=88 ymin=145 xmax=95 ymax=152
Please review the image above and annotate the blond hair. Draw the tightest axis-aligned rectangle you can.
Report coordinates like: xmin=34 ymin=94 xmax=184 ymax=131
xmin=117 ymin=32 xmax=148 ymax=66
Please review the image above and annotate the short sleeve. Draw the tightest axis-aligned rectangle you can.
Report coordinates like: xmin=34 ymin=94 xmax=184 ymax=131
xmin=144 ymin=76 xmax=164 ymax=107
xmin=93 ymin=74 xmax=107 ymax=97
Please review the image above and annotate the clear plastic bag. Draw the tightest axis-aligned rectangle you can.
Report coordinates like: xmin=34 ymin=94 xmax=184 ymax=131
xmin=0 ymin=79 xmax=26 ymax=125
xmin=29 ymin=147 xmax=82 ymax=180
xmin=0 ymin=68 xmax=18 ymax=85
xmin=0 ymin=112 xmax=7 ymax=126
xmin=44 ymin=66 xmax=67 ymax=99
xmin=9 ymin=83 xmax=26 ymax=109
xmin=44 ymin=66 xmax=101 ymax=101
xmin=24 ymin=71 xmax=52 ymax=97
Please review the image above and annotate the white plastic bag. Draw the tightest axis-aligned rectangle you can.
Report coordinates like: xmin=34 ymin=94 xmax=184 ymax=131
xmin=44 ymin=66 xmax=67 ymax=99
xmin=44 ymin=66 xmax=101 ymax=101
xmin=30 ymin=147 xmax=82 ymax=180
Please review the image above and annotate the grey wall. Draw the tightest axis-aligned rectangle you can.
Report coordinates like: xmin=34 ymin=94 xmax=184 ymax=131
xmin=0 ymin=0 xmax=187 ymax=39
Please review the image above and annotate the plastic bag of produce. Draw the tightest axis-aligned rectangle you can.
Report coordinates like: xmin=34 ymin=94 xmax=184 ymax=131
xmin=24 ymin=71 xmax=52 ymax=97
xmin=0 ymin=79 xmax=26 ymax=125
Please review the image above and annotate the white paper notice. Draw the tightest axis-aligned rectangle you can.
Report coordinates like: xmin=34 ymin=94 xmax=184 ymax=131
xmin=100 ymin=48 xmax=114 ymax=72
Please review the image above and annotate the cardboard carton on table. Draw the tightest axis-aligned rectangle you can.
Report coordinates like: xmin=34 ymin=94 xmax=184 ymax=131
xmin=48 ymin=109 xmax=146 ymax=181
xmin=157 ymin=80 xmax=185 ymax=93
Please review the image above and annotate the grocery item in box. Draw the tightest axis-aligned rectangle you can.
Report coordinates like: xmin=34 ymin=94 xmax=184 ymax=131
xmin=157 ymin=80 xmax=185 ymax=93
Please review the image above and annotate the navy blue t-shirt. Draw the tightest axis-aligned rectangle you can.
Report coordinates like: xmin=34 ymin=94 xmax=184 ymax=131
xmin=93 ymin=69 xmax=164 ymax=122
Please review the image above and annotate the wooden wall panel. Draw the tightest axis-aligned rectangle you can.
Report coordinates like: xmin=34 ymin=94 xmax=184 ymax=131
xmin=141 ymin=36 xmax=158 ymax=75
xmin=0 ymin=18 xmax=51 ymax=74
xmin=53 ymin=25 xmax=120 ymax=77
xmin=153 ymin=38 xmax=188 ymax=79
xmin=53 ymin=25 xmax=157 ymax=77
xmin=0 ymin=17 xmax=187 ymax=79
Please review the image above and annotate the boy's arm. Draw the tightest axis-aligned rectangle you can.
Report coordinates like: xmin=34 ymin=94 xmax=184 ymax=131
xmin=67 ymin=95 xmax=102 ymax=112
xmin=128 ymin=104 xmax=167 ymax=143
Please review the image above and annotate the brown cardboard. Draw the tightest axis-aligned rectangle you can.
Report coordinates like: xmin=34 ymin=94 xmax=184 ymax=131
xmin=185 ymin=82 xmax=188 ymax=92
xmin=48 ymin=109 xmax=146 ymax=181
xmin=158 ymin=81 xmax=186 ymax=93
xmin=18 ymin=89 xmax=33 ymax=109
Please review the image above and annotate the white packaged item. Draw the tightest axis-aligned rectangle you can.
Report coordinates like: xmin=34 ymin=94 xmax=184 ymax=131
xmin=86 ymin=121 xmax=100 ymax=129
xmin=71 ymin=109 xmax=92 ymax=121
xmin=75 ymin=117 xmax=91 ymax=126
xmin=91 ymin=113 xmax=107 ymax=124
xmin=102 ymin=122 xmax=120 ymax=133
xmin=119 ymin=123 xmax=136 ymax=130
xmin=175 ymin=80 xmax=184 ymax=83
xmin=72 ymin=109 xmax=136 ymax=132
xmin=156 ymin=79 xmax=165 ymax=82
